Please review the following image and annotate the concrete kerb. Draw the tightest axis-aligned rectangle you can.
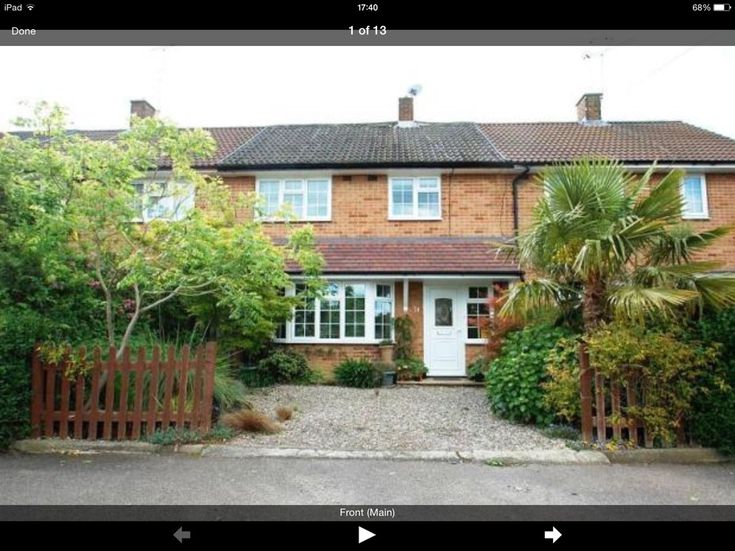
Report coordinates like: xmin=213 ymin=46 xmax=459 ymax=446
xmin=11 ymin=439 xmax=731 ymax=464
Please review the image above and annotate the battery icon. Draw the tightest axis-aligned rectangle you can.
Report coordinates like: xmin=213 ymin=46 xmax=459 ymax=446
xmin=714 ymin=3 xmax=731 ymax=10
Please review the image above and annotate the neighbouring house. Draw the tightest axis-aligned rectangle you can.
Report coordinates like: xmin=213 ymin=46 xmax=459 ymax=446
xmin=21 ymin=95 xmax=735 ymax=377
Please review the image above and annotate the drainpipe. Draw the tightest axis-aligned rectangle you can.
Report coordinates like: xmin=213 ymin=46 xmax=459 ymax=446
xmin=511 ymin=165 xmax=530 ymax=282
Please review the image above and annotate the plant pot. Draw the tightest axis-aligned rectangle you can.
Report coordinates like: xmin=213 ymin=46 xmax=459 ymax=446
xmin=382 ymin=370 xmax=397 ymax=386
xmin=379 ymin=345 xmax=394 ymax=364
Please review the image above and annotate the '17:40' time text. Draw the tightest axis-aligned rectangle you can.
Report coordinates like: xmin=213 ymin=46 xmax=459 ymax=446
xmin=349 ymin=25 xmax=388 ymax=36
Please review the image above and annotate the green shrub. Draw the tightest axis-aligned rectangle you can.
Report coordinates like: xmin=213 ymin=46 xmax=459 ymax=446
xmin=396 ymin=357 xmax=427 ymax=381
xmin=242 ymin=349 xmax=313 ymax=387
xmin=543 ymin=337 xmax=581 ymax=423
xmin=588 ymin=322 xmax=718 ymax=446
xmin=213 ymin=357 xmax=249 ymax=411
xmin=393 ymin=316 xmax=414 ymax=361
xmin=486 ymin=324 xmax=573 ymax=425
xmin=146 ymin=425 xmax=236 ymax=445
xmin=467 ymin=356 xmax=490 ymax=382
xmin=690 ymin=308 xmax=735 ymax=455
xmin=334 ymin=359 xmax=381 ymax=388
xmin=541 ymin=424 xmax=581 ymax=441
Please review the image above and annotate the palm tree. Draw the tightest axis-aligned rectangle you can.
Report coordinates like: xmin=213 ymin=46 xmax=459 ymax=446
xmin=498 ymin=159 xmax=735 ymax=443
xmin=499 ymin=159 xmax=735 ymax=331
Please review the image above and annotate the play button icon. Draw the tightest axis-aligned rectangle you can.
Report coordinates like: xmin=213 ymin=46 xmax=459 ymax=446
xmin=358 ymin=526 xmax=376 ymax=544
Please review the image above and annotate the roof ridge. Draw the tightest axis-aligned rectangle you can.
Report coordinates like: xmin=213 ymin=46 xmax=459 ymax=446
xmin=472 ymin=122 xmax=508 ymax=162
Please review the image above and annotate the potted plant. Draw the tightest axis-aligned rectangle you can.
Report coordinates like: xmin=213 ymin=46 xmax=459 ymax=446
xmin=374 ymin=362 xmax=397 ymax=386
xmin=378 ymin=339 xmax=394 ymax=364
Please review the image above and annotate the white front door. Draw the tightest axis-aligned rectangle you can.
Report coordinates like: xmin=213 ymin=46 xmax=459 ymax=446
xmin=424 ymin=286 xmax=465 ymax=376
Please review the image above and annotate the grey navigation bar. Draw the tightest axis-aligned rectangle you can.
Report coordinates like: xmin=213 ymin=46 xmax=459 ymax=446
xmin=1 ymin=29 xmax=734 ymax=46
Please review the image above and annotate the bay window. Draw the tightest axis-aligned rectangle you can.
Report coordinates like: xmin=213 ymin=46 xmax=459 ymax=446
xmin=256 ymin=178 xmax=331 ymax=220
xmin=281 ymin=282 xmax=393 ymax=342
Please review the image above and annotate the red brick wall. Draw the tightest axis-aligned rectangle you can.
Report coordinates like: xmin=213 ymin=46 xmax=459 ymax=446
xmin=276 ymin=343 xmax=380 ymax=379
xmin=221 ymin=173 xmax=515 ymax=239
xmin=394 ymin=281 xmax=424 ymax=359
xmin=465 ymin=344 xmax=485 ymax=367
xmin=687 ymin=174 xmax=735 ymax=270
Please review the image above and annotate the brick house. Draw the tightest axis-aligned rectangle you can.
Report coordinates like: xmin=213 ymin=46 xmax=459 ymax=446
xmin=59 ymin=95 xmax=735 ymax=376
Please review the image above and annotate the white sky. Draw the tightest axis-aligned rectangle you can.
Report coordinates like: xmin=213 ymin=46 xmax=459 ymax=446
xmin=1 ymin=46 xmax=734 ymax=138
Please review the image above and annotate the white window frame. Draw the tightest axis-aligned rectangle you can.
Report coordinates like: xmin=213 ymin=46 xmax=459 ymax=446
xmin=388 ymin=176 xmax=442 ymax=220
xmin=255 ymin=177 xmax=332 ymax=221
xmin=132 ymin=180 xmax=195 ymax=223
xmin=276 ymin=281 xmax=395 ymax=344
xmin=681 ymin=174 xmax=709 ymax=220
xmin=465 ymin=285 xmax=493 ymax=344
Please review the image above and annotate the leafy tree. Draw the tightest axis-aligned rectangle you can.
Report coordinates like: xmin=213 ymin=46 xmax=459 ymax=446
xmin=1 ymin=103 xmax=323 ymax=361
xmin=499 ymin=159 xmax=735 ymax=330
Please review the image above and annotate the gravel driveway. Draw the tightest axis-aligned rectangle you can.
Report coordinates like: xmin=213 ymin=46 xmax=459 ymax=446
xmin=230 ymin=385 xmax=565 ymax=451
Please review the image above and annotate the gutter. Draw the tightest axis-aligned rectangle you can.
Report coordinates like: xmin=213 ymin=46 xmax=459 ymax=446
xmin=511 ymin=165 xmax=530 ymax=236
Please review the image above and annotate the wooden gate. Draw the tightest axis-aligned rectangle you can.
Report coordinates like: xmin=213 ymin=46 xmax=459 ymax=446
xmin=31 ymin=342 xmax=217 ymax=440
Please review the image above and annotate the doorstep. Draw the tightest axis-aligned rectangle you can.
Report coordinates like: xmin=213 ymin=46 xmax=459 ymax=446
xmin=398 ymin=377 xmax=483 ymax=387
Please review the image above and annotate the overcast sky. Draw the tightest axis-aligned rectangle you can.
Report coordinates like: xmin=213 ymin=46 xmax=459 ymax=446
xmin=1 ymin=46 xmax=734 ymax=138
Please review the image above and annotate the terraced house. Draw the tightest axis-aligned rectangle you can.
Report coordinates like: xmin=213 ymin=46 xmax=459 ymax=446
xmin=65 ymin=95 xmax=735 ymax=376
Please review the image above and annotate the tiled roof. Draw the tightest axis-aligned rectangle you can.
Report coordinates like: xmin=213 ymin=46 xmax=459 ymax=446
xmin=9 ymin=120 xmax=735 ymax=167
xmin=285 ymin=237 xmax=519 ymax=274
xmin=7 ymin=127 xmax=261 ymax=168
xmin=478 ymin=121 xmax=735 ymax=163
xmin=219 ymin=122 xmax=506 ymax=168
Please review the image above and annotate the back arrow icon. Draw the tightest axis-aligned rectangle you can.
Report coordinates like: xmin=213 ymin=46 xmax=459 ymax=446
xmin=544 ymin=526 xmax=562 ymax=543
xmin=174 ymin=527 xmax=191 ymax=543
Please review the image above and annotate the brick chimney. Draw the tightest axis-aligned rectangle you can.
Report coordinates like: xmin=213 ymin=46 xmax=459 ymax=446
xmin=576 ymin=93 xmax=602 ymax=122
xmin=130 ymin=99 xmax=156 ymax=123
xmin=398 ymin=96 xmax=414 ymax=122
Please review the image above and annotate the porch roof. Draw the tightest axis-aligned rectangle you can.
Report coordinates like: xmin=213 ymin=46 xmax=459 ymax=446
xmin=285 ymin=236 xmax=520 ymax=275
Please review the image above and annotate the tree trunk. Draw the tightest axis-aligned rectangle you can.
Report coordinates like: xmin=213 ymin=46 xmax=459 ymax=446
xmin=579 ymin=275 xmax=605 ymax=443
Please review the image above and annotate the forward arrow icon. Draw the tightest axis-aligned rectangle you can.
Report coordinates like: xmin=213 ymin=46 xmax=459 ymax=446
xmin=544 ymin=526 xmax=562 ymax=543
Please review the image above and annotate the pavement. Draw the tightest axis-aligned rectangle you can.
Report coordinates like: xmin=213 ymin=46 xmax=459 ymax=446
xmin=1 ymin=453 xmax=734 ymax=505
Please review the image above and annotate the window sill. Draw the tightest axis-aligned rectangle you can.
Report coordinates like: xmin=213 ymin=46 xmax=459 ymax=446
xmin=466 ymin=339 xmax=488 ymax=345
xmin=258 ymin=217 xmax=332 ymax=223
xmin=388 ymin=217 xmax=442 ymax=222
xmin=274 ymin=338 xmax=384 ymax=345
xmin=682 ymin=215 xmax=710 ymax=221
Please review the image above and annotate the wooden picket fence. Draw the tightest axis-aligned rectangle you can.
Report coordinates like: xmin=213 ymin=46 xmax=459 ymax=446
xmin=31 ymin=342 xmax=217 ymax=440
xmin=579 ymin=344 xmax=688 ymax=447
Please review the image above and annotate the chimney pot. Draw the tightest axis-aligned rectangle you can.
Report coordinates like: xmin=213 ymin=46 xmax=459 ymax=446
xmin=398 ymin=96 xmax=414 ymax=122
xmin=130 ymin=99 xmax=157 ymax=124
xmin=576 ymin=93 xmax=602 ymax=122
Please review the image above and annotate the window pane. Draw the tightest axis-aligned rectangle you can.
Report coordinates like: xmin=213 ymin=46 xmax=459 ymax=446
xmin=469 ymin=287 xmax=489 ymax=299
xmin=307 ymin=180 xmax=329 ymax=218
xmin=294 ymin=283 xmax=315 ymax=337
xmin=417 ymin=190 xmax=440 ymax=217
xmin=418 ymin=178 xmax=439 ymax=190
xmin=259 ymin=181 xmax=280 ymax=216
xmin=283 ymin=181 xmax=304 ymax=218
xmin=319 ymin=298 xmax=340 ymax=339
xmin=467 ymin=303 xmax=490 ymax=340
xmin=435 ymin=298 xmax=453 ymax=327
xmin=345 ymin=284 xmax=365 ymax=338
xmin=683 ymin=177 xmax=704 ymax=216
xmin=375 ymin=299 xmax=392 ymax=340
xmin=376 ymin=284 xmax=391 ymax=298
xmin=391 ymin=179 xmax=414 ymax=216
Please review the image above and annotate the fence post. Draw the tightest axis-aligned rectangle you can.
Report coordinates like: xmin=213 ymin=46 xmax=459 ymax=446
xmin=200 ymin=342 xmax=217 ymax=432
xmin=579 ymin=341 xmax=594 ymax=443
xmin=31 ymin=344 xmax=42 ymax=438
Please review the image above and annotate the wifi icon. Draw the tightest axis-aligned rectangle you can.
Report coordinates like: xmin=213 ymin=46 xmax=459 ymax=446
xmin=26 ymin=3 xmax=35 ymax=10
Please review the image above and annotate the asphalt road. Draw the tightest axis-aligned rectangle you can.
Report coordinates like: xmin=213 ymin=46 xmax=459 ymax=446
xmin=1 ymin=453 xmax=733 ymax=505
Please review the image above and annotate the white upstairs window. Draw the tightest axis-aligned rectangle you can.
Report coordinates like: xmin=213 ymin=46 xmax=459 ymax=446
xmin=132 ymin=180 xmax=195 ymax=222
xmin=681 ymin=174 xmax=708 ymax=219
xmin=256 ymin=178 xmax=331 ymax=221
xmin=389 ymin=177 xmax=441 ymax=220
